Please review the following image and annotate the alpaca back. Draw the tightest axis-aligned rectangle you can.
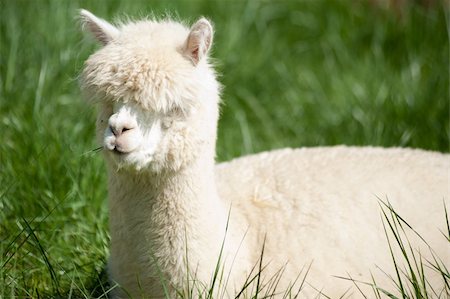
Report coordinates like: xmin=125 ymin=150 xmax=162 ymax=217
xmin=215 ymin=146 xmax=449 ymax=297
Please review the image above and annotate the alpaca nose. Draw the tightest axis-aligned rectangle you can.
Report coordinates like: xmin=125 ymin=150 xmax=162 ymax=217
xmin=110 ymin=124 xmax=131 ymax=137
xmin=109 ymin=123 xmax=135 ymax=137
xmin=108 ymin=115 xmax=137 ymax=137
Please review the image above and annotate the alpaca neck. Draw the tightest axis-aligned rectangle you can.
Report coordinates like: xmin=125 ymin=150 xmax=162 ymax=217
xmin=108 ymin=151 xmax=229 ymax=290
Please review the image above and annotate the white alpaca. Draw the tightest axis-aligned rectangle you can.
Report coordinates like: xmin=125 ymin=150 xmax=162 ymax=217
xmin=79 ymin=10 xmax=449 ymax=298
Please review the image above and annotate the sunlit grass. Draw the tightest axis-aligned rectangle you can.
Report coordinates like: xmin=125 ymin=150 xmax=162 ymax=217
xmin=335 ymin=200 xmax=450 ymax=299
xmin=0 ymin=0 xmax=448 ymax=298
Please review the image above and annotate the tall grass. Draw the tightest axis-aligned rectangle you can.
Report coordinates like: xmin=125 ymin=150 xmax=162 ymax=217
xmin=0 ymin=0 xmax=448 ymax=298
xmin=335 ymin=200 xmax=450 ymax=299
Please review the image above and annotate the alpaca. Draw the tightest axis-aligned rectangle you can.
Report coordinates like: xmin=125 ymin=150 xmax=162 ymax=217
xmin=79 ymin=10 xmax=449 ymax=298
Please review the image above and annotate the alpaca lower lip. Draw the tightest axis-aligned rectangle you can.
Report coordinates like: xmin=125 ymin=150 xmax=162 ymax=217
xmin=113 ymin=147 xmax=126 ymax=155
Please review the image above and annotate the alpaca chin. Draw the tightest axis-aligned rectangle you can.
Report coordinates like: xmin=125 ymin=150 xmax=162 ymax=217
xmin=108 ymin=152 xmax=154 ymax=173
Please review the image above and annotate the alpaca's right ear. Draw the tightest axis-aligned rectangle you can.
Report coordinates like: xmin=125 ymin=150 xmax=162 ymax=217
xmin=79 ymin=9 xmax=119 ymax=45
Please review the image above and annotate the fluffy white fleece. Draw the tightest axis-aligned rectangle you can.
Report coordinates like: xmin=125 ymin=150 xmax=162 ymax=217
xmin=79 ymin=10 xmax=449 ymax=298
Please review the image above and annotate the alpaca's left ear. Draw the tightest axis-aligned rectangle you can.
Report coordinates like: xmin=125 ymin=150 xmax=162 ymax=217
xmin=184 ymin=18 xmax=213 ymax=65
xmin=80 ymin=9 xmax=119 ymax=45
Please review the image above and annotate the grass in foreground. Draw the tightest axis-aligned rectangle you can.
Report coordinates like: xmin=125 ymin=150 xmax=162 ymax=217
xmin=63 ymin=200 xmax=450 ymax=299
xmin=336 ymin=200 xmax=450 ymax=299
xmin=0 ymin=0 xmax=448 ymax=298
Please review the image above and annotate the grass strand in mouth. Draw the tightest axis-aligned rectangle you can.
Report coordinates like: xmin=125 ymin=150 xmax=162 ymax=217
xmin=82 ymin=146 xmax=104 ymax=156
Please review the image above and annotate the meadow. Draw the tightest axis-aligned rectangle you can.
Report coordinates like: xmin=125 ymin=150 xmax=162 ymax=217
xmin=0 ymin=0 xmax=448 ymax=298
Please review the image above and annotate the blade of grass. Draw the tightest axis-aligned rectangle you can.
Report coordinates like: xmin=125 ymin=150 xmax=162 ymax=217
xmin=380 ymin=208 xmax=406 ymax=297
xmin=22 ymin=217 xmax=61 ymax=297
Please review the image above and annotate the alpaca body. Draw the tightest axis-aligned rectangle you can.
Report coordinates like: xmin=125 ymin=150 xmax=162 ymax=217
xmin=216 ymin=146 xmax=449 ymax=297
xmin=79 ymin=11 xmax=449 ymax=298
xmin=107 ymin=145 xmax=448 ymax=298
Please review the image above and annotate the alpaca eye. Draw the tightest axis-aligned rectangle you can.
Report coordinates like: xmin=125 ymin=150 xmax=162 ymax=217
xmin=162 ymin=118 xmax=173 ymax=129
xmin=171 ymin=106 xmax=184 ymax=116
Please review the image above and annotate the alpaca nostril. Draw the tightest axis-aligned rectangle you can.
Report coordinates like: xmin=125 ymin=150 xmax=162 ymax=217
xmin=110 ymin=125 xmax=120 ymax=137
xmin=110 ymin=125 xmax=134 ymax=137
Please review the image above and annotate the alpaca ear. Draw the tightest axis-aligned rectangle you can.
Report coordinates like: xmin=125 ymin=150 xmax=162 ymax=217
xmin=184 ymin=18 xmax=213 ymax=65
xmin=79 ymin=9 xmax=119 ymax=45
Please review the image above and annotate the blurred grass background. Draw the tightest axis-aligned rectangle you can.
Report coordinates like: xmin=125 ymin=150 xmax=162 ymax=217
xmin=0 ymin=0 xmax=448 ymax=297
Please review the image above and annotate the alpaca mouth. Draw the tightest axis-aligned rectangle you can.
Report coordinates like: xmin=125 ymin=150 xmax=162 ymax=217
xmin=113 ymin=148 xmax=124 ymax=155
xmin=107 ymin=146 xmax=155 ymax=171
xmin=112 ymin=146 xmax=128 ymax=155
xmin=105 ymin=141 xmax=133 ymax=155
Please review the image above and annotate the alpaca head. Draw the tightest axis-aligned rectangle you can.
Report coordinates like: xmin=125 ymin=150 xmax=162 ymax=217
xmin=80 ymin=10 xmax=220 ymax=173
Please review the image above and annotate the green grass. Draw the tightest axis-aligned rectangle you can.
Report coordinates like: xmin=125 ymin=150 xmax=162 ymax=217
xmin=0 ymin=0 xmax=448 ymax=298
xmin=335 ymin=200 xmax=450 ymax=299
